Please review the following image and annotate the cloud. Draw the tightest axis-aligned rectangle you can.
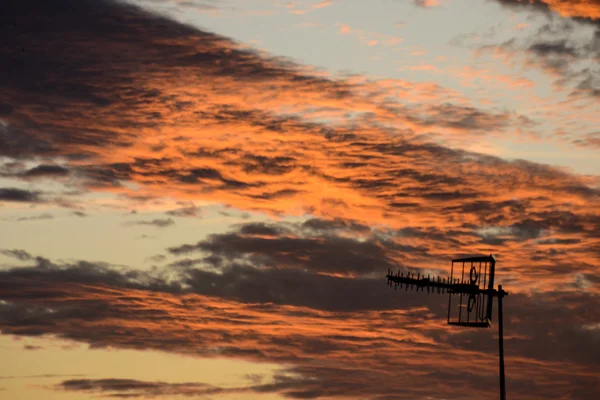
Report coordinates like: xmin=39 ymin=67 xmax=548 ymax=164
xmin=57 ymin=378 xmax=223 ymax=398
xmin=334 ymin=24 xmax=404 ymax=48
xmin=0 ymin=249 xmax=33 ymax=261
xmin=165 ymin=203 xmax=202 ymax=217
xmin=570 ymin=131 xmax=600 ymax=148
xmin=127 ymin=218 xmax=176 ymax=228
xmin=288 ymin=0 xmax=334 ymax=15
xmin=1 ymin=253 xmax=599 ymax=399
xmin=56 ymin=374 xmax=386 ymax=399
xmin=0 ymin=374 xmax=86 ymax=380
xmin=474 ymin=22 xmax=599 ymax=100
xmin=1 ymin=0 xmax=552 ymax=220
xmin=166 ymin=218 xmax=436 ymax=278
xmin=414 ymin=0 xmax=441 ymax=8
xmin=0 ymin=188 xmax=40 ymax=202
xmin=493 ymin=0 xmax=600 ymax=21
xmin=15 ymin=213 xmax=53 ymax=222
xmin=338 ymin=24 xmax=352 ymax=34
xmin=465 ymin=2 xmax=600 ymax=106
xmin=22 ymin=165 xmax=70 ymax=178
xmin=406 ymin=103 xmax=516 ymax=131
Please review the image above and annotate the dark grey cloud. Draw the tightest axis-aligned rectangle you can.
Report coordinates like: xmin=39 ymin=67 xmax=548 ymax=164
xmin=237 ymin=154 xmax=297 ymax=176
xmin=248 ymin=188 xmax=303 ymax=200
xmin=176 ymin=166 xmax=254 ymax=190
xmin=78 ymin=164 xmax=134 ymax=188
xmin=165 ymin=204 xmax=201 ymax=217
xmin=475 ymin=10 xmax=600 ymax=98
xmin=411 ymin=103 xmax=514 ymax=131
xmin=179 ymin=262 xmax=447 ymax=313
xmin=0 ymin=374 xmax=86 ymax=380
xmin=14 ymin=213 xmax=54 ymax=222
xmin=58 ymin=372 xmax=447 ymax=400
xmin=146 ymin=254 xmax=167 ymax=263
xmin=300 ymin=217 xmax=371 ymax=235
xmin=127 ymin=218 xmax=175 ymax=228
xmin=0 ymin=188 xmax=40 ymax=202
xmin=236 ymin=221 xmax=292 ymax=236
xmin=529 ymin=39 xmax=578 ymax=56
xmin=166 ymin=258 xmax=205 ymax=268
xmin=22 ymin=165 xmax=69 ymax=178
xmin=56 ymin=376 xmax=318 ymax=399
xmin=0 ymin=249 xmax=33 ymax=261
xmin=58 ymin=378 xmax=222 ymax=398
xmin=0 ymin=257 xmax=180 ymax=296
xmin=0 ymin=241 xmax=439 ymax=314
xmin=0 ymin=103 xmax=13 ymax=116
xmin=527 ymin=22 xmax=600 ymax=62
xmin=428 ymin=291 xmax=600 ymax=367
xmin=491 ymin=0 xmax=552 ymax=14
xmin=537 ymin=238 xmax=581 ymax=245
xmin=183 ymin=147 xmax=242 ymax=159
xmin=166 ymin=219 xmax=426 ymax=277
xmin=572 ymin=69 xmax=600 ymax=97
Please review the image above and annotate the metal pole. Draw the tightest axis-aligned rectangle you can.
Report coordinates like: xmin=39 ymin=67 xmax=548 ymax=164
xmin=498 ymin=285 xmax=506 ymax=400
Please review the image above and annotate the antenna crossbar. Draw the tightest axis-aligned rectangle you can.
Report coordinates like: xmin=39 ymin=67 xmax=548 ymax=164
xmin=386 ymin=270 xmax=508 ymax=297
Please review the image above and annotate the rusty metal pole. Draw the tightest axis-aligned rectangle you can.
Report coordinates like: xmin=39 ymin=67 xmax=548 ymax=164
xmin=498 ymin=285 xmax=506 ymax=400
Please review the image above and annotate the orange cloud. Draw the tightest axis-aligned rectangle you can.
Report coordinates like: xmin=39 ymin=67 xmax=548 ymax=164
xmin=415 ymin=0 xmax=442 ymax=8
xmin=2 ymin=2 xmax=596 ymax=284
xmin=451 ymin=65 xmax=535 ymax=89
xmin=402 ymin=64 xmax=442 ymax=72
xmin=338 ymin=24 xmax=352 ymax=34
xmin=336 ymin=25 xmax=403 ymax=47
xmin=531 ymin=0 xmax=599 ymax=19
xmin=289 ymin=0 xmax=334 ymax=15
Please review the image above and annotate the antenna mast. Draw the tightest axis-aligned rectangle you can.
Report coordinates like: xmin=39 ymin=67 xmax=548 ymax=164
xmin=386 ymin=254 xmax=508 ymax=400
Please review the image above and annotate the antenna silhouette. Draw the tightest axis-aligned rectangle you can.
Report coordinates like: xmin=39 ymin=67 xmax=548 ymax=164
xmin=386 ymin=254 xmax=508 ymax=400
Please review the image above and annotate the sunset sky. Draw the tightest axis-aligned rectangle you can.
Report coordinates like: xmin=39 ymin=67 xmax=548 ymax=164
xmin=1 ymin=0 xmax=599 ymax=399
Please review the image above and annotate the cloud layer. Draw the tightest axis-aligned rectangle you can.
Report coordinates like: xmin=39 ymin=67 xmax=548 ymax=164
xmin=0 ymin=248 xmax=599 ymax=399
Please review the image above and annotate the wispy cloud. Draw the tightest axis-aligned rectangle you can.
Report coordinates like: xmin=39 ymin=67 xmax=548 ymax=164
xmin=57 ymin=378 xmax=224 ymax=398
xmin=288 ymin=0 xmax=334 ymax=15
xmin=165 ymin=203 xmax=202 ymax=217
xmin=16 ymin=213 xmax=54 ymax=222
xmin=126 ymin=218 xmax=176 ymax=228
xmin=414 ymin=0 xmax=442 ymax=8
xmin=336 ymin=23 xmax=404 ymax=47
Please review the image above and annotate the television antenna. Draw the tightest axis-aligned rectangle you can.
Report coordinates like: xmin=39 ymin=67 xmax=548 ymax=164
xmin=386 ymin=254 xmax=508 ymax=400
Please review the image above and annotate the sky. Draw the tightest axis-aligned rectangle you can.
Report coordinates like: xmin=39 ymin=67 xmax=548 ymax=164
xmin=0 ymin=0 xmax=598 ymax=399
